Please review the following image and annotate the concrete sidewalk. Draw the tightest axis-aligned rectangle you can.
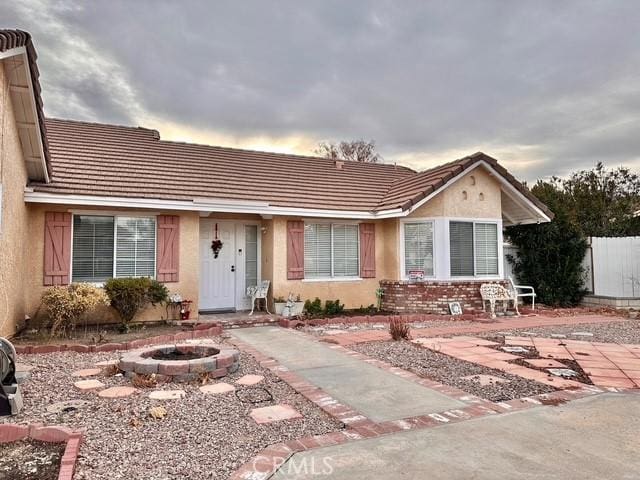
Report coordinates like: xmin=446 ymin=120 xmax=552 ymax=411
xmin=231 ymin=327 xmax=464 ymax=422
xmin=272 ymin=393 xmax=640 ymax=479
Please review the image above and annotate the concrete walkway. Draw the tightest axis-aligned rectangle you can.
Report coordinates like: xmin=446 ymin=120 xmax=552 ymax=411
xmin=231 ymin=327 xmax=464 ymax=422
xmin=273 ymin=393 xmax=640 ymax=479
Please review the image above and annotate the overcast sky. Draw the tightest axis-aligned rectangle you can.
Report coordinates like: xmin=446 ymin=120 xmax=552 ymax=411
xmin=3 ymin=1 xmax=640 ymax=181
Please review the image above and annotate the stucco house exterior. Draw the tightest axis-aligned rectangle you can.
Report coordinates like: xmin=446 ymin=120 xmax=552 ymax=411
xmin=0 ymin=30 xmax=552 ymax=337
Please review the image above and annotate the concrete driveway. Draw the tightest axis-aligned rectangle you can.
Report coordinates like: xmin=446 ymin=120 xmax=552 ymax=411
xmin=273 ymin=393 xmax=640 ymax=479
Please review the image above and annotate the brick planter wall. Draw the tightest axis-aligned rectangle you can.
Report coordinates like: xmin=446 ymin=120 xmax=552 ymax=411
xmin=380 ymin=280 xmax=508 ymax=314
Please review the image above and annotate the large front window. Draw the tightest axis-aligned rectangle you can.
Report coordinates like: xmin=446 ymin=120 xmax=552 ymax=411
xmin=304 ymin=223 xmax=359 ymax=278
xmin=72 ymin=215 xmax=156 ymax=282
xmin=449 ymin=221 xmax=498 ymax=277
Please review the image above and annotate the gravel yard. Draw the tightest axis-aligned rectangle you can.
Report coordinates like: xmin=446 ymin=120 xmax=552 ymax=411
xmin=351 ymin=341 xmax=556 ymax=402
xmin=2 ymin=337 xmax=342 ymax=480
xmin=493 ymin=320 xmax=640 ymax=344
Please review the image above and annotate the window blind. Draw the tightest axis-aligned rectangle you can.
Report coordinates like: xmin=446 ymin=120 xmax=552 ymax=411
xmin=115 ymin=217 xmax=156 ymax=278
xmin=333 ymin=224 xmax=359 ymax=277
xmin=72 ymin=216 xmax=114 ymax=282
xmin=304 ymin=224 xmax=332 ymax=278
xmin=475 ymin=223 xmax=498 ymax=275
xmin=404 ymin=223 xmax=434 ymax=276
xmin=449 ymin=221 xmax=474 ymax=276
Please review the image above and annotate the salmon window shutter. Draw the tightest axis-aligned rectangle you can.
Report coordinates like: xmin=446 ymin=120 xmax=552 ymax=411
xmin=43 ymin=212 xmax=72 ymax=286
xmin=287 ymin=220 xmax=305 ymax=280
xmin=359 ymin=223 xmax=376 ymax=278
xmin=157 ymin=215 xmax=180 ymax=282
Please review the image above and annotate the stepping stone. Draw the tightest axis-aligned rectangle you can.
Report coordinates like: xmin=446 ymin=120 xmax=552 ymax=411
xmin=74 ymin=379 xmax=105 ymax=391
xmin=46 ymin=399 xmax=90 ymax=414
xmin=551 ymin=334 xmax=567 ymax=339
xmin=199 ymin=383 xmax=235 ymax=395
xmin=15 ymin=363 xmax=35 ymax=372
xmin=72 ymin=368 xmax=103 ymax=377
xmin=324 ymin=330 xmax=348 ymax=335
xmin=501 ymin=346 xmax=530 ymax=354
xmin=525 ymin=359 xmax=567 ymax=369
xmin=149 ymin=390 xmax=186 ymax=400
xmin=98 ymin=386 xmax=137 ymax=398
xmin=461 ymin=374 xmax=508 ymax=386
xmin=548 ymin=368 xmax=578 ymax=378
xmin=249 ymin=404 xmax=302 ymax=424
xmin=236 ymin=374 xmax=264 ymax=386
xmin=521 ymin=332 xmax=539 ymax=336
xmin=571 ymin=332 xmax=594 ymax=337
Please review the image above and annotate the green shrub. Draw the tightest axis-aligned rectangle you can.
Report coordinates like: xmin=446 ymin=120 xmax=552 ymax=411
xmin=324 ymin=299 xmax=345 ymax=316
xmin=304 ymin=297 xmax=323 ymax=316
xmin=506 ymin=221 xmax=588 ymax=306
xmin=41 ymin=283 xmax=109 ymax=337
xmin=104 ymin=277 xmax=169 ymax=329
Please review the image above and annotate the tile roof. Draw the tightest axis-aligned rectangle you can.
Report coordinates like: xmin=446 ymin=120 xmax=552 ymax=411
xmin=0 ymin=29 xmax=51 ymax=177
xmin=30 ymin=118 xmax=552 ymax=218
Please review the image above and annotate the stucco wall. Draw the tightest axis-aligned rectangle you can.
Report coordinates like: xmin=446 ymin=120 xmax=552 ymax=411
xmin=269 ymin=216 xmax=398 ymax=309
xmin=0 ymin=62 xmax=30 ymax=337
xmin=409 ymin=167 xmax=502 ymax=219
xmin=25 ymin=204 xmax=201 ymax=326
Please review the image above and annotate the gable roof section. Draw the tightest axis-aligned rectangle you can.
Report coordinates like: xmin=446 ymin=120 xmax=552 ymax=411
xmin=0 ymin=29 xmax=51 ymax=181
xmin=379 ymin=152 xmax=554 ymax=221
xmin=26 ymin=119 xmax=552 ymax=222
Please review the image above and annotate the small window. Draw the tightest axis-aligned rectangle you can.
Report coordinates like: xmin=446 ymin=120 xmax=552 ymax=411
xmin=403 ymin=222 xmax=434 ymax=277
xmin=245 ymin=225 xmax=258 ymax=289
xmin=71 ymin=215 xmax=156 ymax=283
xmin=304 ymin=223 xmax=359 ymax=278
xmin=449 ymin=221 xmax=498 ymax=277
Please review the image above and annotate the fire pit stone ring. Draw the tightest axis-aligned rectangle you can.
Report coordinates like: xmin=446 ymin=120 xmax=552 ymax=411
xmin=119 ymin=343 xmax=240 ymax=382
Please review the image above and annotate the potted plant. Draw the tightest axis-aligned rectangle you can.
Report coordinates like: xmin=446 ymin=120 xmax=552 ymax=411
xmin=282 ymin=293 xmax=304 ymax=317
xmin=273 ymin=296 xmax=287 ymax=315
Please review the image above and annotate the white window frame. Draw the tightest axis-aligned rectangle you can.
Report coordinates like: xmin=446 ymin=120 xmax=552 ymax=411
xmin=446 ymin=218 xmax=503 ymax=280
xmin=399 ymin=217 xmax=503 ymax=281
xmin=70 ymin=213 xmax=157 ymax=284
xmin=399 ymin=218 xmax=437 ymax=280
xmin=302 ymin=220 xmax=361 ymax=282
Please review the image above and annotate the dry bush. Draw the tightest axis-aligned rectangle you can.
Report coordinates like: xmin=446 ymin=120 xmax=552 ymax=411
xmin=132 ymin=373 xmax=158 ymax=388
xmin=389 ymin=317 xmax=411 ymax=341
xmin=41 ymin=283 xmax=109 ymax=337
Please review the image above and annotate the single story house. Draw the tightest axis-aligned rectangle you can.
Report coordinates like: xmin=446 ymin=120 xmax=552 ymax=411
xmin=0 ymin=30 xmax=552 ymax=336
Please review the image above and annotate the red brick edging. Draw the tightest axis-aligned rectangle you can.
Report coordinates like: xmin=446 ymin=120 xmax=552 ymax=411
xmin=0 ymin=423 xmax=83 ymax=480
xmin=278 ymin=312 xmax=492 ymax=329
xmin=14 ymin=325 xmax=223 ymax=355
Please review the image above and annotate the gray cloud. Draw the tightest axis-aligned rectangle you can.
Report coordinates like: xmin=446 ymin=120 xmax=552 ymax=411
xmin=2 ymin=0 xmax=640 ymax=181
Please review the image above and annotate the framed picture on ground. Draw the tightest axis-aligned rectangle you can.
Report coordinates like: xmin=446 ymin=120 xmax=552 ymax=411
xmin=448 ymin=302 xmax=463 ymax=315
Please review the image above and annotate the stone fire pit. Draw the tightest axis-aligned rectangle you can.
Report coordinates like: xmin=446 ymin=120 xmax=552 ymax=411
xmin=119 ymin=343 xmax=240 ymax=382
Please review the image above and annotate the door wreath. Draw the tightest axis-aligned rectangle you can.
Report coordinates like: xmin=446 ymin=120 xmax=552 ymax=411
xmin=211 ymin=223 xmax=223 ymax=258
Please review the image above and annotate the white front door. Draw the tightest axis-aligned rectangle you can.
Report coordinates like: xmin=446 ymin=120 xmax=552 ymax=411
xmin=200 ymin=220 xmax=236 ymax=311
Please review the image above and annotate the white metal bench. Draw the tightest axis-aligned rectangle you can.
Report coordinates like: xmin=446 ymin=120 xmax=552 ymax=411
xmin=247 ymin=280 xmax=271 ymax=315
xmin=480 ymin=283 xmax=518 ymax=318
xmin=507 ymin=276 xmax=536 ymax=311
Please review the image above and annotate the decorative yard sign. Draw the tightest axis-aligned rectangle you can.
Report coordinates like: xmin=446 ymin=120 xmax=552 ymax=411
xmin=408 ymin=270 xmax=424 ymax=281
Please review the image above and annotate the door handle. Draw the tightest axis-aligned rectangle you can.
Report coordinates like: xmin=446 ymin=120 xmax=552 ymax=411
xmin=231 ymin=265 xmax=235 ymax=272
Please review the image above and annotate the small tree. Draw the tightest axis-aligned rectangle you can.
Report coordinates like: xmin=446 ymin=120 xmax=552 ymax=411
xmin=315 ymin=139 xmax=383 ymax=163
xmin=104 ymin=278 xmax=168 ymax=331
xmin=41 ymin=283 xmax=109 ymax=337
